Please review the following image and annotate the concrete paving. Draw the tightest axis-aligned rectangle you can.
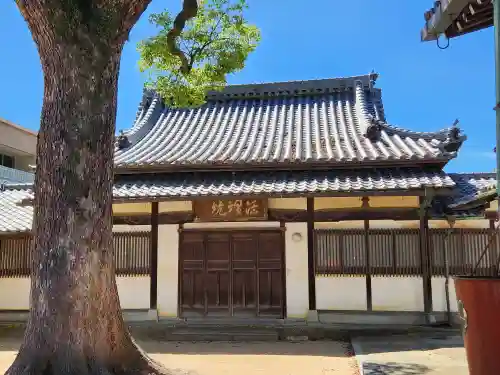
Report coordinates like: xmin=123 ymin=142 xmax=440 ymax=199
xmin=351 ymin=332 xmax=468 ymax=375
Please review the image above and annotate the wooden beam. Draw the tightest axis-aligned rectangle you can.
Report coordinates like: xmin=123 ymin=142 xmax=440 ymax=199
xmin=113 ymin=211 xmax=194 ymax=225
xmin=158 ymin=211 xmax=194 ymax=224
xmin=307 ymin=198 xmax=316 ymax=311
xmin=150 ymin=202 xmax=159 ymax=309
xmin=315 ymin=208 xmax=421 ymax=221
xmin=113 ymin=215 xmax=151 ymax=225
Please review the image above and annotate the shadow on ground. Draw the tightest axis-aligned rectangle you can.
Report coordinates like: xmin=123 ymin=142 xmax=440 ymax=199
xmin=0 ymin=325 xmax=352 ymax=357
xmin=138 ymin=340 xmax=352 ymax=356
xmin=352 ymin=333 xmax=463 ymax=355
xmin=362 ymin=361 xmax=430 ymax=374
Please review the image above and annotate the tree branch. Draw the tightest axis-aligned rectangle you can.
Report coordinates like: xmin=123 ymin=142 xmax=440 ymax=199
xmin=186 ymin=16 xmax=220 ymax=65
xmin=113 ymin=0 xmax=154 ymax=46
xmin=167 ymin=0 xmax=200 ymax=74
xmin=16 ymin=0 xmax=154 ymax=51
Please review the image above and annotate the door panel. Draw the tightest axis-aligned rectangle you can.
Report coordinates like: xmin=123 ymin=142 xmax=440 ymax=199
xmin=232 ymin=233 xmax=257 ymax=313
xmin=179 ymin=229 xmax=284 ymax=318
xmin=205 ymin=233 xmax=231 ymax=315
xmin=257 ymin=232 xmax=283 ymax=315
xmin=180 ymin=233 xmax=205 ymax=312
xmin=233 ymin=270 xmax=256 ymax=310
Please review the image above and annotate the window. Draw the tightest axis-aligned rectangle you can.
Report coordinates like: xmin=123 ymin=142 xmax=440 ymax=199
xmin=0 ymin=154 xmax=14 ymax=168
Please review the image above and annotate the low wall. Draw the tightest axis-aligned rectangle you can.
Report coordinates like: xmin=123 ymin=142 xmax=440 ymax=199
xmin=316 ymin=276 xmax=367 ymax=310
xmin=432 ymin=276 xmax=458 ymax=312
xmin=316 ymin=275 xmax=457 ymax=313
xmin=0 ymin=276 xmax=150 ymax=310
xmin=372 ymin=276 xmax=424 ymax=311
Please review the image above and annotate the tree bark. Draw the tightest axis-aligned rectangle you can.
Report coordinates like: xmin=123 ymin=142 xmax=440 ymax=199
xmin=8 ymin=2 xmax=167 ymax=375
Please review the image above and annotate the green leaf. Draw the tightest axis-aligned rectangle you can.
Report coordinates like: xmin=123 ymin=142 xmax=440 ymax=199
xmin=137 ymin=0 xmax=261 ymax=108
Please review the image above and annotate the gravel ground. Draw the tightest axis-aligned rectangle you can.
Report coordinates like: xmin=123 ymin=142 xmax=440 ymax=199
xmin=0 ymin=337 xmax=360 ymax=375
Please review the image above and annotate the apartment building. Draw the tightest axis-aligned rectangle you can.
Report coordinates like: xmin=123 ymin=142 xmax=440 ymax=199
xmin=0 ymin=118 xmax=36 ymax=184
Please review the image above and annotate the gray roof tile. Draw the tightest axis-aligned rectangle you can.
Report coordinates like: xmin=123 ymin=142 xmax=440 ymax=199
xmin=446 ymin=173 xmax=497 ymax=209
xmin=115 ymin=74 xmax=465 ymax=169
xmin=0 ymin=185 xmax=33 ymax=233
xmin=112 ymin=168 xmax=455 ymax=199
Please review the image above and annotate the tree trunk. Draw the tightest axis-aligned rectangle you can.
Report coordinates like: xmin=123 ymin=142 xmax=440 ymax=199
xmin=7 ymin=2 xmax=166 ymax=375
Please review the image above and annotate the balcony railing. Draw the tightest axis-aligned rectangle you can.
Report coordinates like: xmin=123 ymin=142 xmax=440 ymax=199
xmin=0 ymin=165 xmax=34 ymax=185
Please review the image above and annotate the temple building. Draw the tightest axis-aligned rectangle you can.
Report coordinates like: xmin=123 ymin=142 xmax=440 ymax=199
xmin=0 ymin=73 xmax=498 ymax=325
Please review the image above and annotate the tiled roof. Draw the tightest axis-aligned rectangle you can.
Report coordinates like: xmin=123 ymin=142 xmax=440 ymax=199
xmin=0 ymin=168 xmax=455 ymax=232
xmin=0 ymin=184 xmax=33 ymax=233
xmin=446 ymin=173 xmax=497 ymax=209
xmin=112 ymin=168 xmax=455 ymax=200
xmin=115 ymin=74 xmax=465 ymax=170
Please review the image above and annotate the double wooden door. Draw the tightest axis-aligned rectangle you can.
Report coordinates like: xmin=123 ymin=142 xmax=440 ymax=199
xmin=179 ymin=229 xmax=284 ymax=318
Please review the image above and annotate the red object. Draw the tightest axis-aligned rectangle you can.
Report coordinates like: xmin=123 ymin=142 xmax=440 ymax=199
xmin=454 ymin=277 xmax=500 ymax=375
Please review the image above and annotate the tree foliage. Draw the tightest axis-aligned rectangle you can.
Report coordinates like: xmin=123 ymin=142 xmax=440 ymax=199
xmin=138 ymin=0 xmax=261 ymax=107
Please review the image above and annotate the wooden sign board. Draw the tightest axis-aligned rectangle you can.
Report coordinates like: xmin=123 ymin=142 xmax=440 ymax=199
xmin=194 ymin=199 xmax=268 ymax=222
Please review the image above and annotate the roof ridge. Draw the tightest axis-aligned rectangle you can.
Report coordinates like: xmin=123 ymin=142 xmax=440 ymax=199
xmin=448 ymin=172 xmax=497 ymax=177
xmin=205 ymin=73 xmax=379 ymax=101
xmin=215 ymin=72 xmax=379 ymax=90
xmin=130 ymin=73 xmax=379 ymax=111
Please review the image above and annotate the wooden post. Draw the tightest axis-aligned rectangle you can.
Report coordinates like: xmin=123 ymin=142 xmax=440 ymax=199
xmin=419 ymin=196 xmax=433 ymax=320
xmin=362 ymin=197 xmax=372 ymax=311
xmin=150 ymin=201 xmax=159 ymax=309
xmin=307 ymin=197 xmax=316 ymax=311
xmin=364 ymin=218 xmax=372 ymax=311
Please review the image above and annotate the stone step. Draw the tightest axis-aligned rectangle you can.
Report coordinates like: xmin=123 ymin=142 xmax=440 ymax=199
xmin=169 ymin=327 xmax=280 ymax=341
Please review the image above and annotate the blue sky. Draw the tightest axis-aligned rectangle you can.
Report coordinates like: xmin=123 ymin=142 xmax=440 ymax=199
xmin=0 ymin=1 xmax=495 ymax=172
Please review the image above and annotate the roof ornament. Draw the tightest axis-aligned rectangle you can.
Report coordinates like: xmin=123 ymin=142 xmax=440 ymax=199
xmin=116 ymin=130 xmax=131 ymax=150
xmin=369 ymin=69 xmax=378 ymax=89
xmin=441 ymin=119 xmax=465 ymax=153
xmin=364 ymin=115 xmax=382 ymax=141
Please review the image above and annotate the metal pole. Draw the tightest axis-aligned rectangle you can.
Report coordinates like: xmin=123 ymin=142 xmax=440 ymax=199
xmin=495 ymin=0 xmax=500 ymax=199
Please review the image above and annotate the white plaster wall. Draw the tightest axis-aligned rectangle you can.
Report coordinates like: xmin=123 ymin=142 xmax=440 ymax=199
xmin=284 ymin=222 xmax=309 ymax=319
xmin=0 ymin=278 xmax=30 ymax=310
xmin=432 ymin=277 xmax=458 ymax=312
xmin=159 ymin=201 xmax=192 ymax=213
xmin=428 ymin=220 xmax=490 ymax=229
xmin=116 ymin=276 xmax=150 ymax=309
xmin=0 ymin=277 xmax=150 ymax=310
xmin=316 ymin=276 xmax=367 ymax=311
xmin=157 ymin=224 xmax=179 ymax=317
xmin=371 ymin=276 xmax=424 ymax=312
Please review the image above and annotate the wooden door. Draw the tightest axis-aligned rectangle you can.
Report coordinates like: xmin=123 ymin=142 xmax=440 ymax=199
xmin=179 ymin=229 xmax=284 ymax=318
xmin=257 ymin=231 xmax=284 ymax=317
